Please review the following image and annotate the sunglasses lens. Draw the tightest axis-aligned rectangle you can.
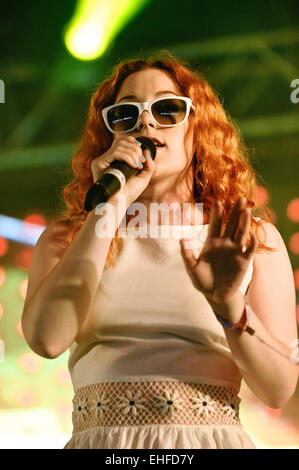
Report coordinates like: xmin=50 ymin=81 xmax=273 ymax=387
xmin=107 ymin=104 xmax=138 ymax=131
xmin=152 ymin=98 xmax=187 ymax=125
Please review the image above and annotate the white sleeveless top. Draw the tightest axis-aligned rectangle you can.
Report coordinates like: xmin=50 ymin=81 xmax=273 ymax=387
xmin=67 ymin=222 xmax=255 ymax=395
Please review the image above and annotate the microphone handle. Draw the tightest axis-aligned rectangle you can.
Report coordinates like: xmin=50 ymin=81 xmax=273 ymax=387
xmin=84 ymin=136 xmax=156 ymax=212
xmin=84 ymin=161 xmax=140 ymax=211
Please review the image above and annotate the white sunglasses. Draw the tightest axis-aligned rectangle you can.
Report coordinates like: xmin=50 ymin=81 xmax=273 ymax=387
xmin=101 ymin=96 xmax=195 ymax=134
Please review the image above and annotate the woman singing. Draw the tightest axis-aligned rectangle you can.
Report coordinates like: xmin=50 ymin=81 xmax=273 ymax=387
xmin=21 ymin=52 xmax=298 ymax=449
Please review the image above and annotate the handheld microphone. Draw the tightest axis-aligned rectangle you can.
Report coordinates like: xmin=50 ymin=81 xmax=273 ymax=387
xmin=84 ymin=137 xmax=157 ymax=212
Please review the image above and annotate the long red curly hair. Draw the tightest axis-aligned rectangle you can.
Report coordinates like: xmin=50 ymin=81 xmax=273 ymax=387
xmin=56 ymin=51 xmax=275 ymax=268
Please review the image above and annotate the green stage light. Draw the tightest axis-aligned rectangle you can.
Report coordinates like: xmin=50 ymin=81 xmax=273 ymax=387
xmin=64 ymin=0 xmax=150 ymax=61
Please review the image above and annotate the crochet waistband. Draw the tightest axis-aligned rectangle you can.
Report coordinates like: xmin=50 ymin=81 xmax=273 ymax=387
xmin=71 ymin=381 xmax=242 ymax=433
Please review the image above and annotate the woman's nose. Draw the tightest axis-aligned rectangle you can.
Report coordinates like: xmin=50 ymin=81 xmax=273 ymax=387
xmin=136 ymin=110 xmax=157 ymax=130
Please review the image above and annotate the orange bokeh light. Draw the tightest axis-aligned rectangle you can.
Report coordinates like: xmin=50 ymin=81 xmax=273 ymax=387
xmin=289 ymin=233 xmax=299 ymax=255
xmin=15 ymin=248 xmax=34 ymax=270
xmin=0 ymin=237 xmax=8 ymax=257
xmin=286 ymin=198 xmax=299 ymax=223
xmin=24 ymin=213 xmax=47 ymax=226
xmin=268 ymin=208 xmax=277 ymax=225
xmin=255 ymin=185 xmax=270 ymax=205
xmin=294 ymin=269 xmax=299 ymax=290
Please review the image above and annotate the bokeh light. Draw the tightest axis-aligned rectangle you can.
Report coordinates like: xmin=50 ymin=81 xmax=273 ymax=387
xmin=0 ymin=237 xmax=9 ymax=257
xmin=287 ymin=198 xmax=299 ymax=223
xmin=53 ymin=366 xmax=72 ymax=387
xmin=55 ymin=402 xmax=72 ymax=419
xmin=16 ymin=320 xmax=24 ymax=338
xmin=24 ymin=213 xmax=47 ymax=226
xmin=289 ymin=232 xmax=299 ymax=255
xmin=255 ymin=185 xmax=270 ymax=205
xmin=15 ymin=248 xmax=33 ymax=270
xmin=16 ymin=389 xmax=38 ymax=408
xmin=18 ymin=353 xmax=43 ymax=374
xmin=268 ymin=208 xmax=277 ymax=225
xmin=19 ymin=278 xmax=28 ymax=300
xmin=294 ymin=269 xmax=299 ymax=290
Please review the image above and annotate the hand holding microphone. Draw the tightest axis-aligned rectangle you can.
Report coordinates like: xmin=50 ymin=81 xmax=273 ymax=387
xmin=84 ymin=136 xmax=156 ymax=211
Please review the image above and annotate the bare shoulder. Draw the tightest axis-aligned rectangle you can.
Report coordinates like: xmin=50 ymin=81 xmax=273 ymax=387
xmin=248 ymin=218 xmax=293 ymax=300
xmin=253 ymin=218 xmax=282 ymax=252
xmin=251 ymin=219 xmax=290 ymax=279
xmin=36 ymin=219 xmax=72 ymax=255
xmin=249 ymin=218 xmax=294 ymax=308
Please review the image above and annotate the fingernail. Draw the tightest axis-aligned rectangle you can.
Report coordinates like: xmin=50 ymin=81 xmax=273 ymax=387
xmin=141 ymin=155 xmax=146 ymax=162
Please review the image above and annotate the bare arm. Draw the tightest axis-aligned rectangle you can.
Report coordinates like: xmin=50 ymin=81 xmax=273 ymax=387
xmin=21 ymin=135 xmax=156 ymax=360
xmin=208 ymin=222 xmax=298 ymax=408
xmin=21 ymin=198 xmax=126 ymax=359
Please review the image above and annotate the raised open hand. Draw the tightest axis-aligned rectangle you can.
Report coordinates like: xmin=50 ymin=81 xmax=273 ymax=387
xmin=180 ymin=197 xmax=257 ymax=304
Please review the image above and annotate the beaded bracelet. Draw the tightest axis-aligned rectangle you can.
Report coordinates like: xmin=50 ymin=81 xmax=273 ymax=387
xmin=215 ymin=294 xmax=256 ymax=335
xmin=215 ymin=293 xmax=299 ymax=365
